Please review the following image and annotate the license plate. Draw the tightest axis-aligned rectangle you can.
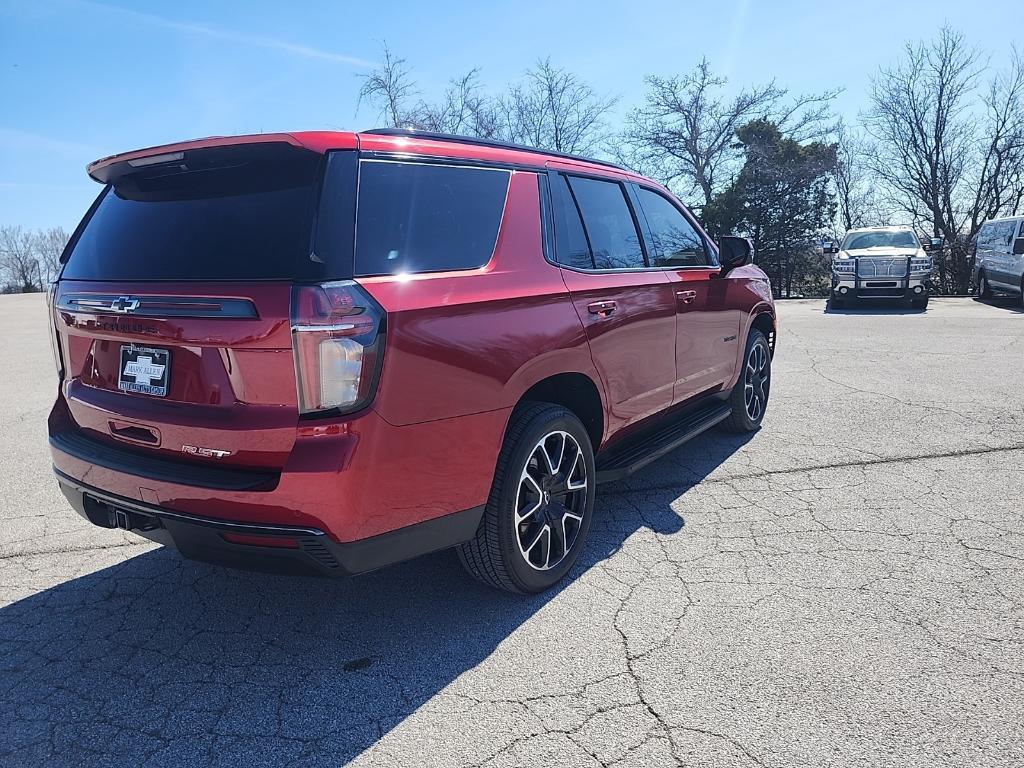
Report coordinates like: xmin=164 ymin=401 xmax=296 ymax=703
xmin=118 ymin=345 xmax=170 ymax=397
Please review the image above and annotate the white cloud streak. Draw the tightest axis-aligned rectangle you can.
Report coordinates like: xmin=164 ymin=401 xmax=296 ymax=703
xmin=74 ymin=1 xmax=376 ymax=68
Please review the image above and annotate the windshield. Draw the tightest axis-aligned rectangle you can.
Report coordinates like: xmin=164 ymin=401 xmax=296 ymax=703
xmin=841 ymin=231 xmax=919 ymax=250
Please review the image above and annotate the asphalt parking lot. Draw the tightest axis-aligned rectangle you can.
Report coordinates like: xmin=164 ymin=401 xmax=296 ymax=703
xmin=1 ymin=293 xmax=1022 ymax=767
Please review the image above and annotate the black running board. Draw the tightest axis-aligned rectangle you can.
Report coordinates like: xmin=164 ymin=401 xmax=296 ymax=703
xmin=595 ymin=403 xmax=732 ymax=484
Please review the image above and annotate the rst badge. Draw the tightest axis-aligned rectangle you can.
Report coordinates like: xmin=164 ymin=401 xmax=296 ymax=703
xmin=118 ymin=345 xmax=170 ymax=397
xmin=181 ymin=444 xmax=233 ymax=459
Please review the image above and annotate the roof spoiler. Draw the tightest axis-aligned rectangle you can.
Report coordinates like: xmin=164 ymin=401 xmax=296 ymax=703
xmin=87 ymin=133 xmax=308 ymax=184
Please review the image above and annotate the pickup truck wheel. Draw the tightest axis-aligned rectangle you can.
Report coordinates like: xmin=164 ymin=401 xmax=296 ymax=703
xmin=830 ymin=296 xmax=845 ymax=310
xmin=911 ymin=295 xmax=929 ymax=310
xmin=721 ymin=329 xmax=771 ymax=434
xmin=458 ymin=403 xmax=595 ymax=593
xmin=979 ymin=272 xmax=993 ymax=299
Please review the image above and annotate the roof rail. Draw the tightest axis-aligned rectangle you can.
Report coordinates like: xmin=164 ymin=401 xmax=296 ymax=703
xmin=361 ymin=128 xmax=629 ymax=172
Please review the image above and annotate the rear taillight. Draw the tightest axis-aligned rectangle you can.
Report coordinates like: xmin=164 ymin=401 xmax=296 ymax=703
xmin=290 ymin=281 xmax=385 ymax=416
xmin=46 ymin=282 xmax=64 ymax=378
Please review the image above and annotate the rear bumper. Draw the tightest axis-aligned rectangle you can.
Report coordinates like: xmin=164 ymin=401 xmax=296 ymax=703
xmin=49 ymin=396 xmax=508 ymax=542
xmin=56 ymin=470 xmax=483 ymax=577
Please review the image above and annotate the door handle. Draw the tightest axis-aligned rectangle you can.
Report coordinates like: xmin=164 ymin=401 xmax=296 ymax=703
xmin=587 ymin=300 xmax=617 ymax=317
xmin=676 ymin=290 xmax=697 ymax=304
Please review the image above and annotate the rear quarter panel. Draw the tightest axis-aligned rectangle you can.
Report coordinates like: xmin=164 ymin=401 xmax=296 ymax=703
xmin=358 ymin=170 xmax=599 ymax=428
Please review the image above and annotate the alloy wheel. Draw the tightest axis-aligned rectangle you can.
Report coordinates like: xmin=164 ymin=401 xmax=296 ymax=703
xmin=514 ymin=430 xmax=588 ymax=571
xmin=744 ymin=342 xmax=770 ymax=422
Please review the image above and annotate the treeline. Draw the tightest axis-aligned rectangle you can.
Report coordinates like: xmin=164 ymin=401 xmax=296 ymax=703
xmin=4 ymin=27 xmax=1021 ymax=297
xmin=358 ymin=28 xmax=1024 ymax=296
xmin=0 ymin=226 xmax=69 ymax=294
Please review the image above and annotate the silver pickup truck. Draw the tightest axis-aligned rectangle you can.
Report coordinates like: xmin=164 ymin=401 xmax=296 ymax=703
xmin=827 ymin=227 xmax=935 ymax=310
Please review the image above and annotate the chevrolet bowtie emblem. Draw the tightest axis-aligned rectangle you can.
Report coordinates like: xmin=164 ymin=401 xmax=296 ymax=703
xmin=110 ymin=296 xmax=141 ymax=314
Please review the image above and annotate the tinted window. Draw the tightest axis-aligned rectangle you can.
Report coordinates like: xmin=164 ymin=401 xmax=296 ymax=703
xmin=63 ymin=145 xmax=325 ymax=281
xmin=636 ymin=188 xmax=709 ymax=267
xmin=355 ymin=161 xmax=509 ymax=276
xmin=550 ymin=174 xmax=593 ymax=269
xmin=567 ymin=176 xmax=645 ymax=270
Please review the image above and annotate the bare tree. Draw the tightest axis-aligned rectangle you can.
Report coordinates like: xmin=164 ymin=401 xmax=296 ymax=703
xmin=500 ymin=58 xmax=617 ymax=155
xmin=414 ymin=69 xmax=502 ymax=138
xmin=35 ymin=227 xmax=70 ymax=285
xmin=971 ymin=48 xmax=1024 ymax=226
xmin=0 ymin=226 xmax=43 ymax=293
xmin=622 ymin=58 xmax=838 ymax=213
xmin=356 ymin=44 xmax=418 ymax=127
xmin=356 ymin=50 xmax=613 ymax=152
xmin=832 ymin=119 xmax=881 ymax=232
xmin=865 ymin=28 xmax=1024 ymax=293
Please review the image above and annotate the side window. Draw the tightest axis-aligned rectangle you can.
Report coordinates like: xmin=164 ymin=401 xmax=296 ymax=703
xmin=566 ymin=176 xmax=646 ymax=270
xmin=635 ymin=187 xmax=710 ymax=267
xmin=978 ymin=224 xmax=993 ymax=248
xmin=355 ymin=160 xmax=510 ymax=276
xmin=549 ymin=174 xmax=594 ymax=270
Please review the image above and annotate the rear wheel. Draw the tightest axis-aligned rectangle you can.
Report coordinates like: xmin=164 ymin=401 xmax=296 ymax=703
xmin=458 ymin=403 xmax=596 ymax=593
xmin=721 ymin=329 xmax=771 ymax=433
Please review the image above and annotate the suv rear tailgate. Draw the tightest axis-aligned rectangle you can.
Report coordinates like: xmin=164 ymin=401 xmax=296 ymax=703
xmin=52 ymin=280 xmax=297 ymax=471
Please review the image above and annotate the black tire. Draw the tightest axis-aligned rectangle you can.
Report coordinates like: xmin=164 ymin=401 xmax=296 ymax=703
xmin=979 ymin=272 xmax=993 ymax=299
xmin=721 ymin=329 xmax=771 ymax=434
xmin=830 ymin=296 xmax=845 ymax=310
xmin=1019 ymin=278 xmax=1024 ymax=308
xmin=458 ymin=402 xmax=596 ymax=593
xmin=911 ymin=295 xmax=929 ymax=310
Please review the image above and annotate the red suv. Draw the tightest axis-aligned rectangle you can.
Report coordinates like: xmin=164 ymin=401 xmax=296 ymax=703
xmin=47 ymin=129 xmax=776 ymax=593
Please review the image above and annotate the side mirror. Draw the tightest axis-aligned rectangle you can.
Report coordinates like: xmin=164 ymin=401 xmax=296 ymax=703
xmin=719 ymin=236 xmax=753 ymax=272
xmin=823 ymin=242 xmax=840 ymax=254
xmin=1013 ymin=237 xmax=1024 ymax=256
xmin=924 ymin=238 xmax=943 ymax=252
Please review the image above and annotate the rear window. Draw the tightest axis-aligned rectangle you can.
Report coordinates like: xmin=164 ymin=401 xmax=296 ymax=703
xmin=354 ymin=160 xmax=510 ymax=276
xmin=63 ymin=143 xmax=328 ymax=281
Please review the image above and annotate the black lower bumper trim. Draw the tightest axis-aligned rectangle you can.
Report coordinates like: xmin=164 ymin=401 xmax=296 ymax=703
xmin=55 ymin=470 xmax=484 ymax=577
xmin=51 ymin=430 xmax=279 ymax=492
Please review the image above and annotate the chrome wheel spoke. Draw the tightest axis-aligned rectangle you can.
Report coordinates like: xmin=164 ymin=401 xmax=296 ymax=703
xmin=564 ymin=442 xmax=586 ymax=491
xmin=516 ymin=473 xmax=543 ymax=525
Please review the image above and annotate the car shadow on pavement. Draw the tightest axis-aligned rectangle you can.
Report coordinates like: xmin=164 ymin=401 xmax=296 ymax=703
xmin=974 ymin=296 xmax=1024 ymax=313
xmin=0 ymin=430 xmax=753 ymax=768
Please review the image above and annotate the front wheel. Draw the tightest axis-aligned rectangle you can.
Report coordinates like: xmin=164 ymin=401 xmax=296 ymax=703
xmin=458 ymin=403 xmax=596 ymax=593
xmin=911 ymin=295 xmax=929 ymax=310
xmin=979 ymin=272 xmax=993 ymax=299
xmin=721 ymin=329 xmax=772 ymax=433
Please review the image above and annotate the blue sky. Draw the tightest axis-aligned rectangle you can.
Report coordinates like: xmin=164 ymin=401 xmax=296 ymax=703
xmin=1 ymin=0 xmax=1020 ymax=229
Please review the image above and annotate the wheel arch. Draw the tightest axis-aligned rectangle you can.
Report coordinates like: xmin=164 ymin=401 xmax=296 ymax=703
xmin=509 ymin=372 xmax=605 ymax=452
xmin=749 ymin=310 xmax=776 ymax=357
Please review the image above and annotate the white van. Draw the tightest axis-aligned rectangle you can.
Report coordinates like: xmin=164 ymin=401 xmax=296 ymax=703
xmin=975 ymin=216 xmax=1024 ymax=305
